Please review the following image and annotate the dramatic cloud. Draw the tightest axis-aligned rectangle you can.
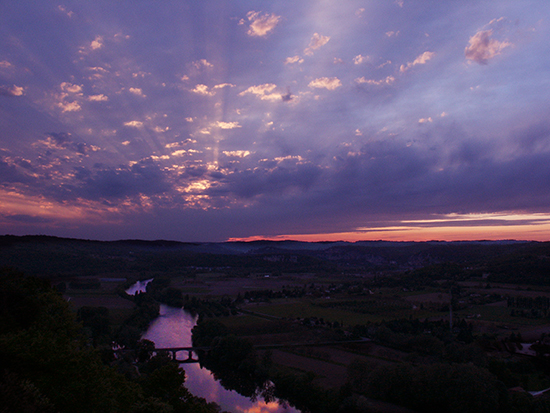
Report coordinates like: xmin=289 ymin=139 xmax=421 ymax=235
xmin=0 ymin=1 xmax=548 ymax=242
xmin=241 ymin=11 xmax=281 ymax=37
xmin=465 ymin=29 xmax=511 ymax=64
xmin=304 ymin=33 xmax=330 ymax=55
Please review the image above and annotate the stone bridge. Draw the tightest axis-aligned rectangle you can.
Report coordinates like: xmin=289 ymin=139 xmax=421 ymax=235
xmin=114 ymin=339 xmax=369 ymax=364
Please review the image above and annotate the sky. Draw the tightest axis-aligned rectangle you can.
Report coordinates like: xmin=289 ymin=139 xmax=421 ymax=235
xmin=1 ymin=1 xmax=550 ymax=242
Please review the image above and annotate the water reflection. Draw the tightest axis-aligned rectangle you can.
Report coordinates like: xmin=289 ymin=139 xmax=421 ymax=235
xmin=142 ymin=305 xmax=299 ymax=413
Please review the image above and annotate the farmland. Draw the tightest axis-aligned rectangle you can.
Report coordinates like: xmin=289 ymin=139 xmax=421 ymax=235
xmin=4 ymin=235 xmax=550 ymax=412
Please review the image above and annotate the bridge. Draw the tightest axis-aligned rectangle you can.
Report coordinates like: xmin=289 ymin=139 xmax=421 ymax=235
xmin=114 ymin=339 xmax=369 ymax=364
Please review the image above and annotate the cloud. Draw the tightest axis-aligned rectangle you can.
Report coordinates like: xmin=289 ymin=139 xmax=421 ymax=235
xmin=171 ymin=149 xmax=187 ymax=157
xmin=215 ymin=121 xmax=241 ymax=129
xmin=304 ymin=33 xmax=330 ymax=56
xmin=165 ymin=140 xmax=195 ymax=149
xmin=355 ymin=76 xmax=395 ymax=86
xmin=465 ymin=29 xmax=511 ymax=64
xmin=88 ymin=94 xmax=109 ymax=102
xmin=285 ymin=55 xmax=304 ymax=65
xmin=418 ymin=117 xmax=433 ymax=123
xmin=386 ymin=31 xmax=399 ymax=37
xmin=124 ymin=121 xmax=143 ymax=128
xmin=0 ymin=158 xmax=34 ymax=184
xmin=60 ymin=82 xmax=83 ymax=94
xmin=356 ymin=76 xmax=395 ymax=86
xmin=57 ymin=5 xmax=74 ymax=18
xmin=223 ymin=150 xmax=250 ymax=158
xmin=281 ymin=88 xmax=293 ymax=102
xmin=132 ymin=71 xmax=150 ymax=78
xmin=129 ymin=87 xmax=146 ymax=97
xmin=191 ymin=83 xmax=234 ymax=96
xmin=35 ymin=132 xmax=100 ymax=155
xmin=241 ymin=11 xmax=281 ymax=37
xmin=0 ymin=85 xmax=24 ymax=97
xmin=308 ymin=77 xmax=342 ymax=90
xmin=58 ymin=101 xmax=81 ymax=112
xmin=90 ymin=36 xmax=104 ymax=50
xmin=400 ymin=51 xmax=435 ymax=72
xmin=70 ymin=161 xmax=171 ymax=200
xmin=213 ymin=83 xmax=235 ymax=90
xmin=86 ymin=66 xmax=109 ymax=79
xmin=191 ymin=84 xmax=215 ymax=96
xmin=216 ymin=162 xmax=322 ymax=199
xmin=0 ymin=61 xmax=14 ymax=69
xmin=4 ymin=214 xmax=53 ymax=224
xmin=55 ymin=82 xmax=83 ymax=111
xmin=239 ymin=83 xmax=284 ymax=101
xmin=192 ymin=59 xmax=214 ymax=69
xmin=353 ymin=55 xmax=369 ymax=65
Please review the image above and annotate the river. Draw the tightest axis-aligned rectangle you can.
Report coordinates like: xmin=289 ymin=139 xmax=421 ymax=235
xmin=131 ymin=291 xmax=300 ymax=413
xmin=125 ymin=278 xmax=154 ymax=295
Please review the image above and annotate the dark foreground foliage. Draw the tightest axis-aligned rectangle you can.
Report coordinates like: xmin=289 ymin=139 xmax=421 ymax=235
xmin=0 ymin=269 xmax=222 ymax=413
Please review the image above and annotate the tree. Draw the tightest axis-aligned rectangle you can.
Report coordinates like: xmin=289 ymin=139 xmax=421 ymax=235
xmin=0 ymin=270 xmax=141 ymax=412
xmin=362 ymin=362 xmax=508 ymax=413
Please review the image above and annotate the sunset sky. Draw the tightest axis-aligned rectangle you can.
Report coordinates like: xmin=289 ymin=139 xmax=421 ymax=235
xmin=1 ymin=1 xmax=550 ymax=242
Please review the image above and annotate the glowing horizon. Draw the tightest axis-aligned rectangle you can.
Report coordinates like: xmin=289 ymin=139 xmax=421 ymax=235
xmin=228 ymin=212 xmax=550 ymax=243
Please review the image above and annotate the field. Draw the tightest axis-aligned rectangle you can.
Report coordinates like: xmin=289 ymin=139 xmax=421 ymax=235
xmin=65 ymin=272 xmax=550 ymax=385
